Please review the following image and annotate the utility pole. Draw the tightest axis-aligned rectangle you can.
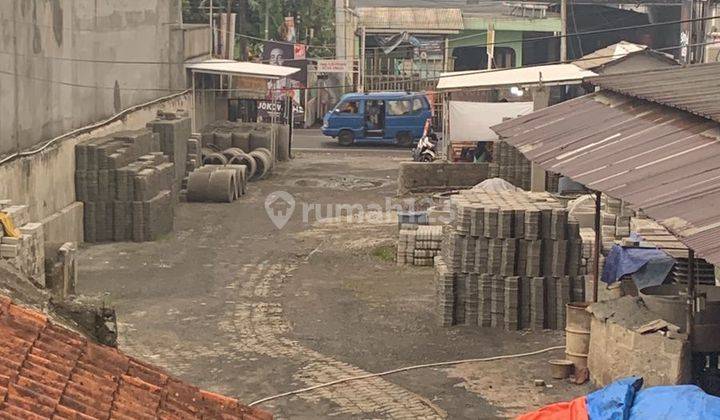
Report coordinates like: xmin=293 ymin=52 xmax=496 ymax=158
xmin=560 ymin=0 xmax=568 ymax=61
xmin=238 ymin=0 xmax=247 ymax=60
xmin=226 ymin=0 xmax=232 ymax=59
xmin=264 ymin=0 xmax=270 ymax=39
xmin=209 ymin=0 xmax=214 ymax=57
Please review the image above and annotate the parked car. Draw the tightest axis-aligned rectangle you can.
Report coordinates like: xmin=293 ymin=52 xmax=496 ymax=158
xmin=321 ymin=92 xmax=432 ymax=146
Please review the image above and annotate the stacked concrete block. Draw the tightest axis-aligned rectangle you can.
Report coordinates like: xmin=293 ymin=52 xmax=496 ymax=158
xmin=434 ymin=256 xmax=455 ymax=327
xmin=398 ymin=225 xmax=443 ymax=266
xmin=146 ymin=112 xmax=191 ymax=188
xmin=490 ymin=141 xmax=532 ymax=190
xmin=0 ymin=201 xmax=46 ymax=288
xmin=433 ymin=189 xmax=584 ymax=330
xmin=75 ymin=129 xmax=176 ymax=243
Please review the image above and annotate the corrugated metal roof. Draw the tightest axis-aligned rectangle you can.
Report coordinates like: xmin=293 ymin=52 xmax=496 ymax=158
xmin=573 ymin=41 xmax=677 ymax=70
xmin=588 ymin=62 xmax=720 ymax=122
xmin=437 ymin=63 xmax=597 ymax=91
xmin=491 ymin=91 xmax=720 ymax=266
xmin=357 ymin=7 xmax=464 ymax=33
xmin=186 ymin=59 xmax=300 ymax=79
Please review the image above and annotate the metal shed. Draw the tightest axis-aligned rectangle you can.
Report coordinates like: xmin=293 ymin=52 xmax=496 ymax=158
xmin=491 ymin=90 xmax=720 ymax=267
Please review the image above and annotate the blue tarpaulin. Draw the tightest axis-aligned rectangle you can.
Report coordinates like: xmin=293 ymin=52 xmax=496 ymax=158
xmin=601 ymin=234 xmax=675 ymax=289
xmin=587 ymin=376 xmax=720 ymax=420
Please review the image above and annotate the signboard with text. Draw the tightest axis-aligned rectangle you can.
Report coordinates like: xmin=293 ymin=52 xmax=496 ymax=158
xmin=317 ymin=59 xmax=350 ymax=73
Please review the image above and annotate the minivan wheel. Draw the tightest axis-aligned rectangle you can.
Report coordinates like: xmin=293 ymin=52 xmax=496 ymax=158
xmin=397 ymin=132 xmax=412 ymax=147
xmin=338 ymin=130 xmax=354 ymax=146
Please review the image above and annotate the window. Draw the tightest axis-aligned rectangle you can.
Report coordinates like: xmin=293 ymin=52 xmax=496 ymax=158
xmin=387 ymin=100 xmax=412 ymax=116
xmin=412 ymin=98 xmax=426 ymax=115
xmin=337 ymin=100 xmax=359 ymax=114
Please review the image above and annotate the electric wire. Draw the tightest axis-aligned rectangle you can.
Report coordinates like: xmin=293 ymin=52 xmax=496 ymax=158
xmin=247 ymin=345 xmax=566 ymax=407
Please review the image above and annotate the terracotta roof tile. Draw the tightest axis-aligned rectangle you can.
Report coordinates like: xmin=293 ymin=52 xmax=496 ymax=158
xmin=0 ymin=296 xmax=272 ymax=420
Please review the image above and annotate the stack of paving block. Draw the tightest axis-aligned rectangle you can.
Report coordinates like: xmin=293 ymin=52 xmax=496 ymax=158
xmin=146 ymin=111 xmax=191 ymax=190
xmin=433 ymin=189 xmax=585 ymax=330
xmin=489 ymin=141 xmax=531 ymax=190
xmin=0 ymin=200 xmax=46 ymax=287
xmin=75 ymin=129 xmax=176 ymax=243
xmin=397 ymin=225 xmax=443 ymax=266
xmin=602 ymin=196 xmax=634 ymax=239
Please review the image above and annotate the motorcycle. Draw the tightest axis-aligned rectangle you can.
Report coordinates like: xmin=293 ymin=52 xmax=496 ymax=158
xmin=412 ymin=119 xmax=438 ymax=162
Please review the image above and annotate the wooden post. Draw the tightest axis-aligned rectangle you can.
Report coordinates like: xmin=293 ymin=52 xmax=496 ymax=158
xmin=592 ymin=191 xmax=602 ymax=303
xmin=530 ymin=87 xmax=550 ymax=192
xmin=688 ymin=249 xmax=696 ymax=339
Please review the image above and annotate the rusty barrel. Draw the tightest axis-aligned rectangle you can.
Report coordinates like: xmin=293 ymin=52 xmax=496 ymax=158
xmin=565 ymin=302 xmax=591 ymax=370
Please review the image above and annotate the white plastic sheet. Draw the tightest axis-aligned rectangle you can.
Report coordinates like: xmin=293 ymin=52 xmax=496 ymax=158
xmin=448 ymin=101 xmax=533 ymax=143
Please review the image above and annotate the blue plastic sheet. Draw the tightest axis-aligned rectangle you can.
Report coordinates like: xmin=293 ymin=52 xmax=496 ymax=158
xmin=586 ymin=376 xmax=720 ymax=420
xmin=601 ymin=234 xmax=674 ymax=289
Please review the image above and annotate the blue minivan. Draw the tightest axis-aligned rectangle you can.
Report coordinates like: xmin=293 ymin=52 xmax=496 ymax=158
xmin=322 ymin=92 xmax=432 ymax=146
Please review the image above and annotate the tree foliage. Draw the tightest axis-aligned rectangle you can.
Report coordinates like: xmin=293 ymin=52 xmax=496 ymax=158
xmin=183 ymin=0 xmax=335 ymax=58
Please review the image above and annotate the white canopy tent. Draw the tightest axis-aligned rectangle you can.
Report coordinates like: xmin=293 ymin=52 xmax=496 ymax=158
xmin=185 ymin=59 xmax=300 ymax=79
xmin=436 ymin=63 xmax=597 ymax=91
xmin=185 ymin=59 xmax=301 ymax=132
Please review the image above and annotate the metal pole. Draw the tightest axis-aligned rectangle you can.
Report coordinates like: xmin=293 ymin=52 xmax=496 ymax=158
xmin=359 ymin=26 xmax=366 ymax=92
xmin=209 ymin=0 xmax=214 ymax=57
xmin=560 ymin=0 xmax=568 ymax=61
xmin=688 ymin=249 xmax=696 ymax=339
xmin=592 ymin=191 xmax=602 ymax=303
xmin=288 ymin=95 xmax=293 ymax=159
xmin=191 ymin=71 xmax=197 ymax=132
xmin=226 ymin=0 xmax=232 ymax=59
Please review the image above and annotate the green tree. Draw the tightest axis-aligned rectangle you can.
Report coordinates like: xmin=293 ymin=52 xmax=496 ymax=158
xmin=183 ymin=0 xmax=335 ymax=59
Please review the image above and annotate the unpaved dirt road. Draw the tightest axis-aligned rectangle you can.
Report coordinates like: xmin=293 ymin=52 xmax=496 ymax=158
xmin=78 ymin=150 xmax=590 ymax=419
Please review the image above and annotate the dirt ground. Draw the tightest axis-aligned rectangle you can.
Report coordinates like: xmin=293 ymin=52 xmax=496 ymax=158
xmin=77 ymin=151 xmax=591 ymax=419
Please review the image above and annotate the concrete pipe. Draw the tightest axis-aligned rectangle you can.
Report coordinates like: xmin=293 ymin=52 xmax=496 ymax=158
xmin=186 ymin=170 xmax=213 ymax=202
xmin=225 ymin=164 xmax=248 ymax=197
xmin=207 ymin=169 xmax=236 ymax=203
xmin=253 ymin=147 xmax=273 ymax=168
xmin=221 ymin=147 xmax=246 ymax=161
xmin=276 ymin=124 xmax=290 ymax=161
xmin=213 ymin=131 xmax=233 ymax=150
xmin=227 ymin=150 xmax=256 ymax=180
xmin=249 ymin=149 xmax=272 ymax=180
xmin=231 ymin=131 xmax=251 ymax=151
xmin=250 ymin=130 xmax=273 ymax=152
xmin=203 ymin=152 xmax=228 ymax=166
xmin=201 ymin=147 xmax=215 ymax=161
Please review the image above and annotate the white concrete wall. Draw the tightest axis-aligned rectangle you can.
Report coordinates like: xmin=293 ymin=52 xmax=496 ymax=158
xmin=0 ymin=0 xmax=184 ymax=156
xmin=0 ymin=93 xmax=190 ymax=243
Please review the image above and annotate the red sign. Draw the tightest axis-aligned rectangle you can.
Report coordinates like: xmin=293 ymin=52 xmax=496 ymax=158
xmin=294 ymin=44 xmax=306 ymax=60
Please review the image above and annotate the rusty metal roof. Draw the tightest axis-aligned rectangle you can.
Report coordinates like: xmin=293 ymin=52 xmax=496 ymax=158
xmin=588 ymin=62 xmax=720 ymax=122
xmin=491 ymin=91 xmax=720 ymax=266
xmin=357 ymin=7 xmax=464 ymax=33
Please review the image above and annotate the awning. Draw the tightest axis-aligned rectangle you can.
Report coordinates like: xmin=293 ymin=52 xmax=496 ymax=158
xmin=357 ymin=7 xmax=464 ymax=34
xmin=491 ymin=91 xmax=720 ymax=266
xmin=436 ymin=63 xmax=597 ymax=91
xmin=185 ymin=59 xmax=300 ymax=79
